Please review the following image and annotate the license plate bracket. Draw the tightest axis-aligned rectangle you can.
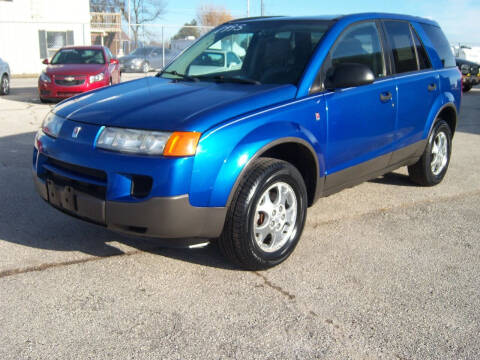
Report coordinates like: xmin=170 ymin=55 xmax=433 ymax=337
xmin=46 ymin=178 xmax=106 ymax=225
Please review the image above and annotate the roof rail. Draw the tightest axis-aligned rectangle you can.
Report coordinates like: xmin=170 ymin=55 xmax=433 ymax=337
xmin=228 ymin=16 xmax=284 ymax=23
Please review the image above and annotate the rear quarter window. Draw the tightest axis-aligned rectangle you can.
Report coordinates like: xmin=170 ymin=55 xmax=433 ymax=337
xmin=420 ymin=24 xmax=455 ymax=68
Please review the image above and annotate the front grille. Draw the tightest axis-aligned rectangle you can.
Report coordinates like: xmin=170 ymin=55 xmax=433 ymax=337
xmin=55 ymin=79 xmax=85 ymax=86
xmin=46 ymin=157 xmax=107 ymax=183
xmin=57 ymin=91 xmax=82 ymax=97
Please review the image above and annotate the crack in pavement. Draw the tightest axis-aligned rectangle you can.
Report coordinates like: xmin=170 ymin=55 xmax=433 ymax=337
xmin=1 ymin=189 xmax=479 ymax=279
xmin=253 ymin=272 xmax=296 ymax=300
xmin=0 ymin=248 xmax=148 ymax=279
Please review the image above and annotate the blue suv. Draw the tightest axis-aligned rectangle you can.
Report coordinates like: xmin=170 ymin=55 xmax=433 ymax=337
xmin=33 ymin=13 xmax=461 ymax=269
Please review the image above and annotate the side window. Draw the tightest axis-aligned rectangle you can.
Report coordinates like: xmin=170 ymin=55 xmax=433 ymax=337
xmin=383 ymin=21 xmax=418 ymax=73
xmin=329 ymin=21 xmax=385 ymax=79
xmin=227 ymin=52 xmax=240 ymax=66
xmin=411 ymin=28 xmax=431 ymax=69
xmin=420 ymin=23 xmax=455 ymax=68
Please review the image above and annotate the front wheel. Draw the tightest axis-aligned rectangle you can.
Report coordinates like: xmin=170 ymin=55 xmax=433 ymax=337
xmin=0 ymin=74 xmax=9 ymax=95
xmin=218 ymin=158 xmax=308 ymax=270
xmin=408 ymin=119 xmax=452 ymax=186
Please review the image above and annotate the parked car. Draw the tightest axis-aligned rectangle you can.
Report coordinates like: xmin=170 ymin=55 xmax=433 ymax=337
xmin=119 ymin=46 xmax=173 ymax=73
xmin=456 ymin=57 xmax=479 ymax=92
xmin=33 ymin=14 xmax=461 ymax=269
xmin=0 ymin=57 xmax=10 ymax=95
xmin=188 ymin=50 xmax=243 ymax=76
xmin=38 ymin=45 xmax=120 ymax=103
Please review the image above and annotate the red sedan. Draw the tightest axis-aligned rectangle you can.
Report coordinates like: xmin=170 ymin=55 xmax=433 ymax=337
xmin=38 ymin=45 xmax=120 ymax=103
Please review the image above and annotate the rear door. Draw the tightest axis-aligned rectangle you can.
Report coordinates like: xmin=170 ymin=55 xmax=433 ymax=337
xmin=382 ymin=20 xmax=439 ymax=163
xmin=321 ymin=21 xmax=397 ymax=190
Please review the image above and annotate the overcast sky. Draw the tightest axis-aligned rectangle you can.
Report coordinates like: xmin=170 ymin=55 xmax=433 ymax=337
xmin=160 ymin=0 xmax=480 ymax=45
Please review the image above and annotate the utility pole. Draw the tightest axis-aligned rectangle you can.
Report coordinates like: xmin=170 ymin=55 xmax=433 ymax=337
xmin=261 ymin=0 xmax=264 ymax=16
xmin=247 ymin=0 xmax=250 ymax=17
xmin=127 ymin=0 xmax=131 ymax=53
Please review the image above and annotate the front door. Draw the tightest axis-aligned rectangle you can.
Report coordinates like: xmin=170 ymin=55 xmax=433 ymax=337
xmin=321 ymin=21 xmax=397 ymax=191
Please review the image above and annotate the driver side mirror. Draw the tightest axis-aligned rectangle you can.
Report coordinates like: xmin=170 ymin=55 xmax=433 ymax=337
xmin=42 ymin=58 xmax=49 ymax=65
xmin=325 ymin=63 xmax=375 ymax=90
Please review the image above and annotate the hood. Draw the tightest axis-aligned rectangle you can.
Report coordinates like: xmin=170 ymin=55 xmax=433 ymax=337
xmin=45 ymin=64 xmax=106 ymax=76
xmin=53 ymin=77 xmax=297 ymax=132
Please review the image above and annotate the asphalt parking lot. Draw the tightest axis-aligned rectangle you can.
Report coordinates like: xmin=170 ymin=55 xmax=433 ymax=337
xmin=0 ymin=77 xmax=479 ymax=359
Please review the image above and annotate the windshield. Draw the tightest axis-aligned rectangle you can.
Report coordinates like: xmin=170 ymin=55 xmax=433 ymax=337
xmin=162 ymin=20 xmax=334 ymax=85
xmin=130 ymin=48 xmax=150 ymax=56
xmin=51 ymin=49 xmax=105 ymax=65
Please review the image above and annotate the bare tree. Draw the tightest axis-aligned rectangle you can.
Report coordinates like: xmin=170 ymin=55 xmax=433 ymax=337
xmin=197 ymin=4 xmax=233 ymax=27
xmin=90 ymin=0 xmax=167 ymax=48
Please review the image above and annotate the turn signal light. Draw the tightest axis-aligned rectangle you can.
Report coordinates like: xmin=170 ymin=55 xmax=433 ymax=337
xmin=163 ymin=132 xmax=201 ymax=157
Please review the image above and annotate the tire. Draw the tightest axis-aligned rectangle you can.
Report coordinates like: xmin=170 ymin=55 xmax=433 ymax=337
xmin=142 ymin=62 xmax=150 ymax=73
xmin=408 ymin=119 xmax=452 ymax=186
xmin=218 ymin=158 xmax=308 ymax=270
xmin=40 ymin=97 xmax=49 ymax=104
xmin=463 ymin=84 xmax=472 ymax=92
xmin=0 ymin=74 xmax=9 ymax=95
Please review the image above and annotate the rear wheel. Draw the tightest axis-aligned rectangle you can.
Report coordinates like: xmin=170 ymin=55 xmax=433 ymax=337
xmin=0 ymin=74 xmax=9 ymax=95
xmin=408 ymin=119 xmax=452 ymax=186
xmin=463 ymin=83 xmax=472 ymax=92
xmin=218 ymin=158 xmax=308 ymax=270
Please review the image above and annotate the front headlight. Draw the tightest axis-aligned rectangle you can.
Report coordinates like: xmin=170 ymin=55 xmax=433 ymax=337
xmin=89 ymin=73 xmax=105 ymax=83
xmin=96 ymin=127 xmax=172 ymax=155
xmin=132 ymin=58 xmax=143 ymax=65
xmin=41 ymin=113 xmax=65 ymax=138
xmin=96 ymin=127 xmax=201 ymax=156
xmin=40 ymin=72 xmax=51 ymax=83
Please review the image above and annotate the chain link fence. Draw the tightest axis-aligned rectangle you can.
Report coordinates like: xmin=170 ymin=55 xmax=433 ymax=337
xmin=0 ymin=18 xmax=212 ymax=75
xmin=90 ymin=21 xmax=213 ymax=76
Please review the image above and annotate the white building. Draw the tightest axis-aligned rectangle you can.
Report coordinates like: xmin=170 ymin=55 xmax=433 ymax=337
xmin=0 ymin=0 xmax=91 ymax=75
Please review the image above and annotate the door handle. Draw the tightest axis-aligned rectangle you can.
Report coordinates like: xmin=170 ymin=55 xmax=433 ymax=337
xmin=380 ymin=92 xmax=392 ymax=102
xmin=428 ymin=83 xmax=437 ymax=91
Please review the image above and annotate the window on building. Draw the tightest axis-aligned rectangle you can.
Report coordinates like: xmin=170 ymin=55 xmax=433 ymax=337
xmin=38 ymin=30 xmax=74 ymax=59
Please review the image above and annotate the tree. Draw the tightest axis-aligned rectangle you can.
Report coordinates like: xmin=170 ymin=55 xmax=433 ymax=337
xmin=197 ymin=4 xmax=233 ymax=27
xmin=172 ymin=19 xmax=201 ymax=40
xmin=89 ymin=0 xmax=167 ymax=49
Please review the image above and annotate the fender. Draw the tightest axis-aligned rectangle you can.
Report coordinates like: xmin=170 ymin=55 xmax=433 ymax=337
xmin=423 ymin=95 xmax=457 ymax=140
xmin=189 ymin=120 xmax=325 ymax=208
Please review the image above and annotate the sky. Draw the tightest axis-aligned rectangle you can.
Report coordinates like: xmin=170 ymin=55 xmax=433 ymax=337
xmin=157 ymin=0 xmax=480 ymax=45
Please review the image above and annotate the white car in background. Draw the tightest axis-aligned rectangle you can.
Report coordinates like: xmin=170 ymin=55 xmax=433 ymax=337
xmin=0 ymin=57 xmax=10 ymax=95
xmin=188 ymin=50 xmax=242 ymax=76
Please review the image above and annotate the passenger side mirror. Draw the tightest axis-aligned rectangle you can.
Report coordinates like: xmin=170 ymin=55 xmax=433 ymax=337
xmin=325 ymin=63 xmax=375 ymax=90
xmin=42 ymin=58 xmax=49 ymax=65
xmin=110 ymin=58 xmax=119 ymax=65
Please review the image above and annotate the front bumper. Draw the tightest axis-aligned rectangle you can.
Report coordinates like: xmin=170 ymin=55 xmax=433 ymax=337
xmin=38 ymin=79 xmax=108 ymax=100
xmin=33 ymin=123 xmax=227 ymax=239
xmin=120 ymin=62 xmax=143 ymax=72
xmin=33 ymin=167 xmax=226 ymax=239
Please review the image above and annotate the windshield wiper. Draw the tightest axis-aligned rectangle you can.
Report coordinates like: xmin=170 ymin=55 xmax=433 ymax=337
xmin=198 ymin=75 xmax=261 ymax=85
xmin=156 ymin=70 xmax=199 ymax=82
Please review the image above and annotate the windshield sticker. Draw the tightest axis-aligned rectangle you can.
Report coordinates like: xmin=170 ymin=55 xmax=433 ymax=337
xmin=215 ymin=24 xmax=246 ymax=34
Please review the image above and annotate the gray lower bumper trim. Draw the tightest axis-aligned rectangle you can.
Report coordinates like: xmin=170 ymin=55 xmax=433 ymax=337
xmin=106 ymin=196 xmax=226 ymax=239
xmin=34 ymin=172 xmax=226 ymax=239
